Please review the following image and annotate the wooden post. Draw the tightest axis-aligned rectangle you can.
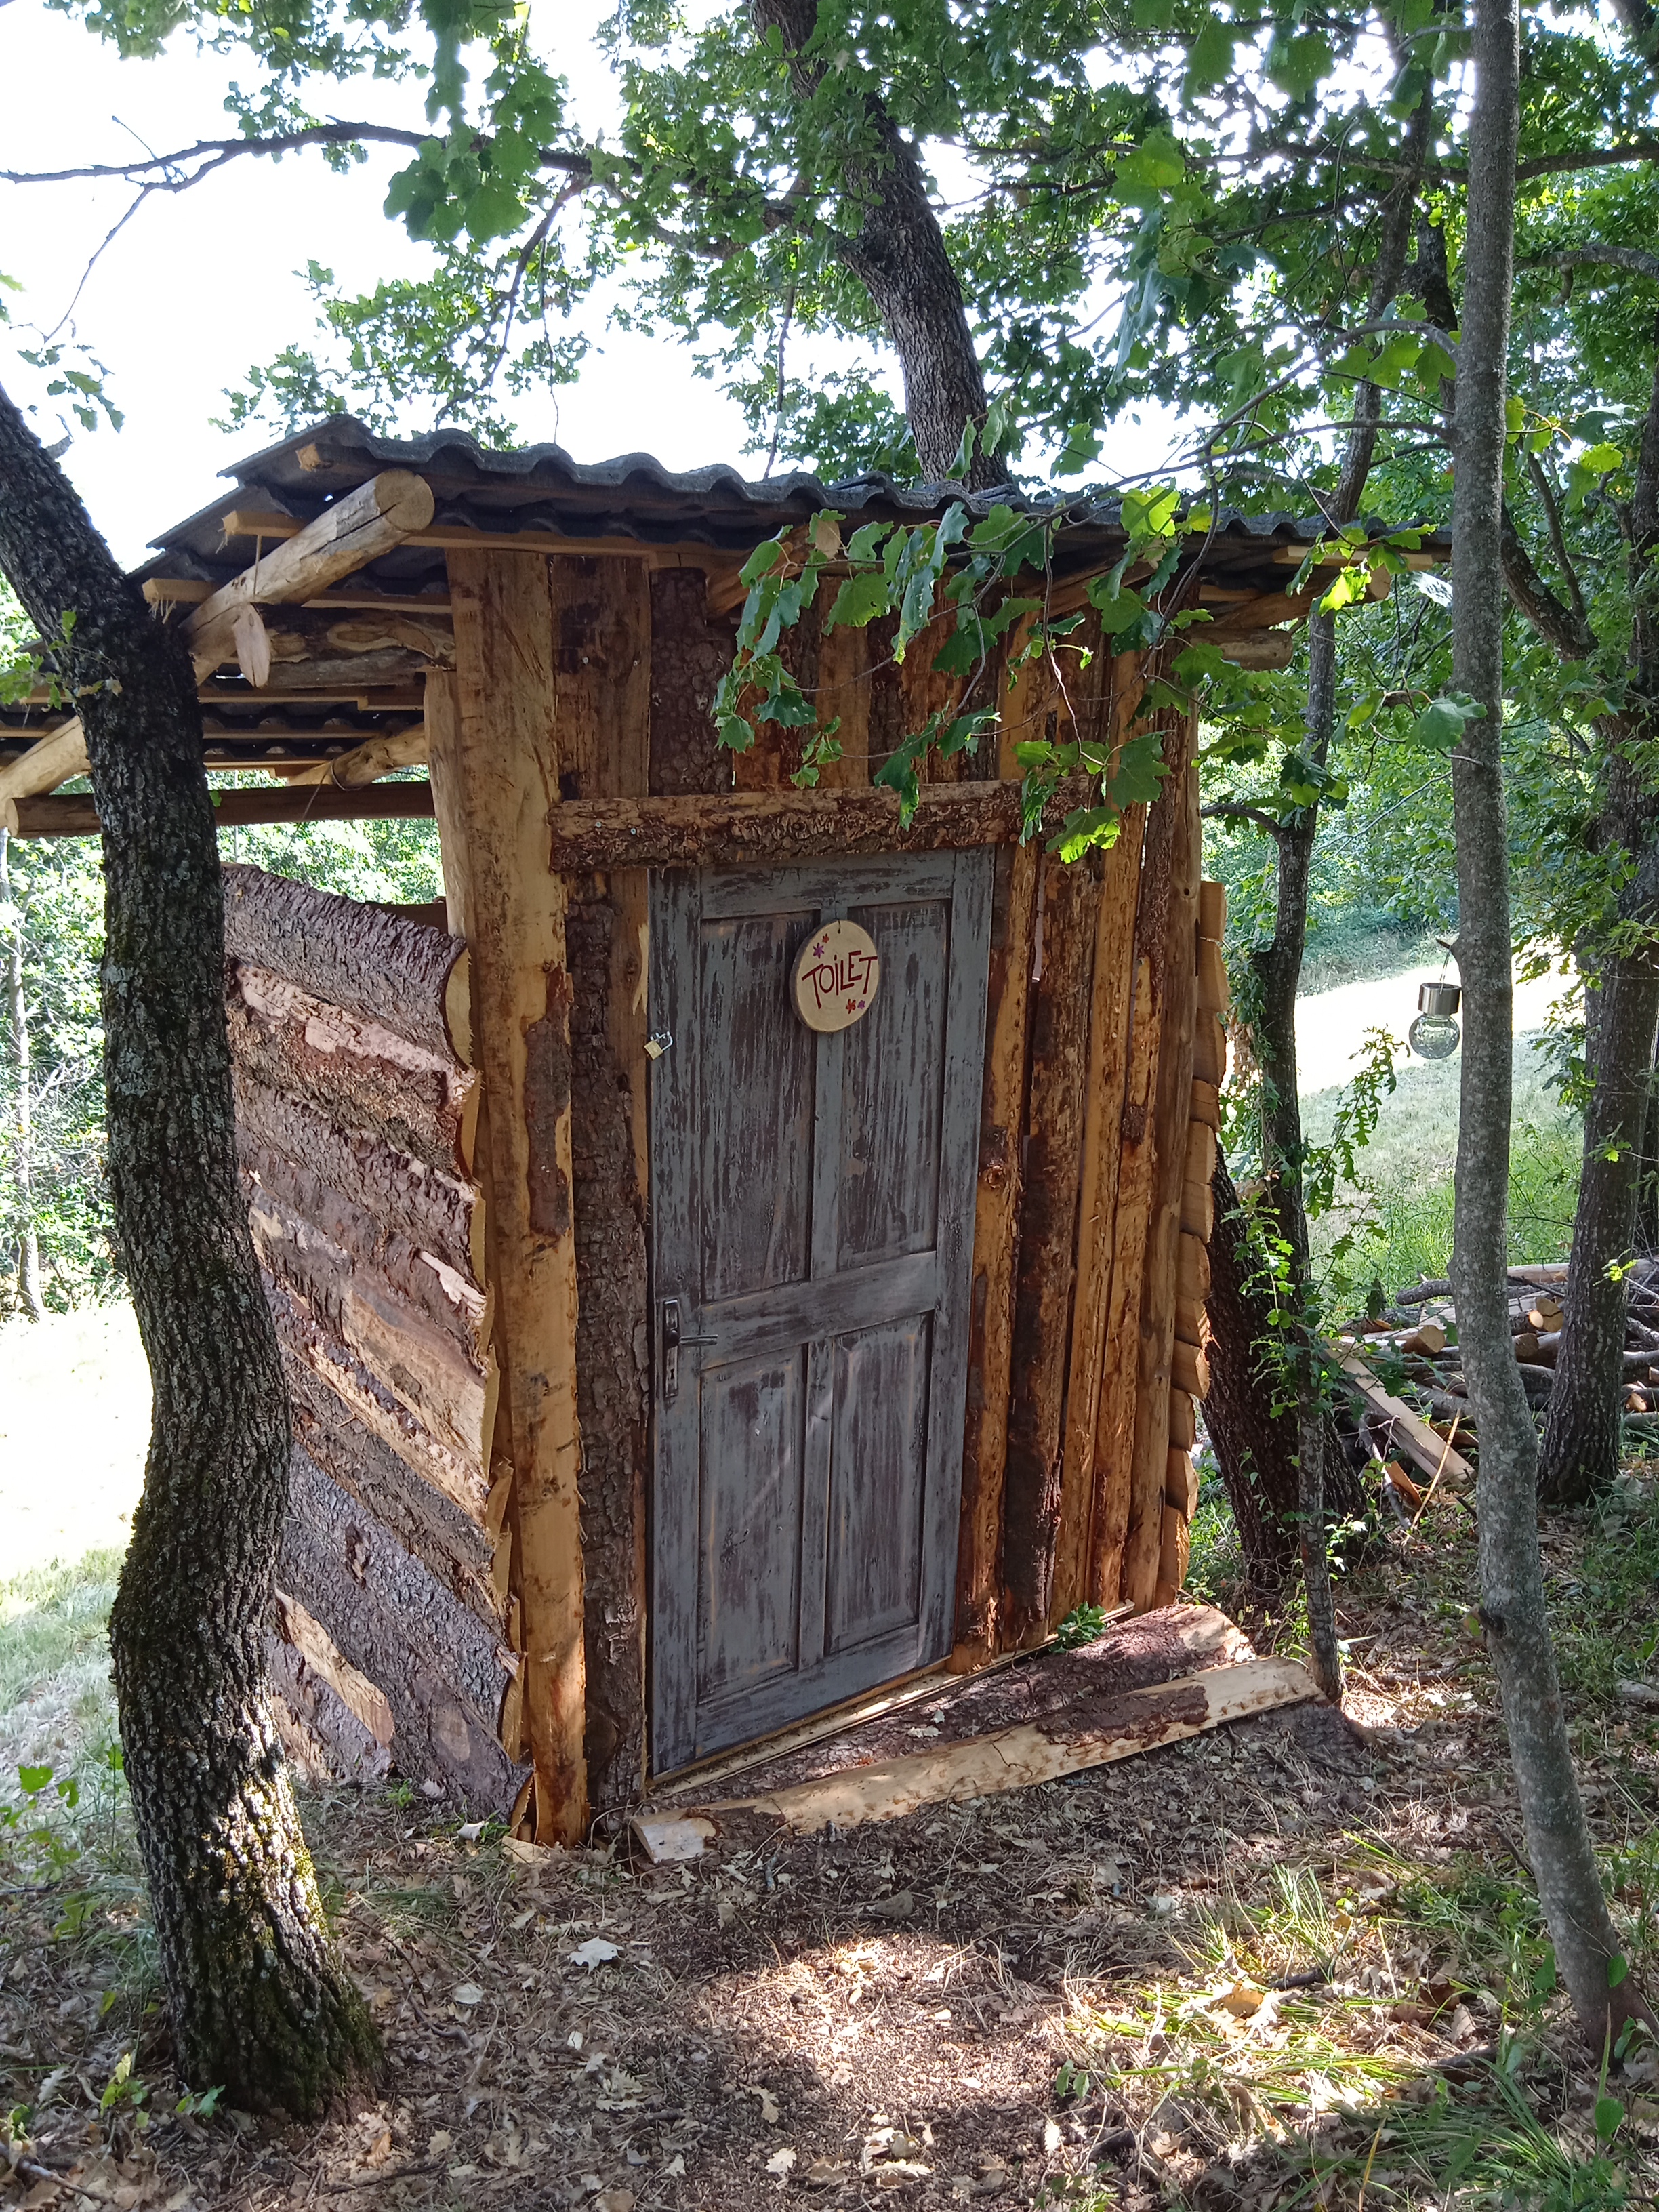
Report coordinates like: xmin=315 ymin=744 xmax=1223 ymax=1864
xmin=1050 ymin=796 xmax=1147 ymax=1618
xmin=445 ymin=546 xmax=588 ymax=1844
xmin=1122 ymin=733 xmax=1201 ymax=1610
xmin=1001 ymin=846 xmax=1103 ymax=1640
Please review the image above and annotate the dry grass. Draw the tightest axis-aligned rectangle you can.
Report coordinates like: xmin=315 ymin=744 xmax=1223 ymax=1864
xmin=3 ymin=1495 xmax=1658 ymax=2211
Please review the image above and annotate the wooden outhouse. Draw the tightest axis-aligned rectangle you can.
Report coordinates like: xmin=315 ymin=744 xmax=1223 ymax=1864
xmin=0 ymin=419 xmax=1354 ymax=1840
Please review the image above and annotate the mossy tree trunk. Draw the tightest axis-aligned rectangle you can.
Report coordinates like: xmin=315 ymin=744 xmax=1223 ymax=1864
xmin=0 ymin=386 xmax=378 ymax=2114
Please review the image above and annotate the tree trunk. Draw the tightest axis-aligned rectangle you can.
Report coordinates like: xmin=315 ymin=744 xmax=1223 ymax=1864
xmin=747 ymin=0 xmax=998 ymax=486
xmin=1540 ymin=951 xmax=1659 ymax=1503
xmin=1203 ymin=1149 xmax=1366 ymax=1589
xmin=1448 ymin=5 xmax=1652 ymax=2057
xmin=0 ymin=825 xmax=44 ymax=1320
xmin=0 ymin=387 xmax=378 ymax=2114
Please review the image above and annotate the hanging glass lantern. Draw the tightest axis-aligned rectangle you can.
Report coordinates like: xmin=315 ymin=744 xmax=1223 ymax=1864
xmin=1408 ymin=980 xmax=1462 ymax=1060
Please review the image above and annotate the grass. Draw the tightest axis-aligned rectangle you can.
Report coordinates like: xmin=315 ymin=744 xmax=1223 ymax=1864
xmin=1298 ymin=916 xmax=1443 ymax=998
xmin=1303 ymin=1030 xmax=1582 ymax=1298
xmin=0 ymin=1550 xmax=125 ymax=1805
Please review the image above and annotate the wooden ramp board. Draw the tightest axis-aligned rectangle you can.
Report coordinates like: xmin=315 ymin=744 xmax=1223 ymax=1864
xmin=636 ymin=1603 xmax=1316 ymax=1845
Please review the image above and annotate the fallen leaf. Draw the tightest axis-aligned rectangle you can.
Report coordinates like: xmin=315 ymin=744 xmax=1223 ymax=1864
xmin=806 ymin=2161 xmax=850 ymax=2187
xmin=766 ymin=2148 xmax=798 ymax=2178
xmin=746 ymin=2086 xmax=781 ymax=2125
xmin=596 ymin=2193 xmax=635 ymax=2212
xmin=716 ymin=1896 xmax=737 ymax=1928
xmin=867 ymin=1889 xmax=914 ymax=1921
xmin=661 ymin=2155 xmax=687 ymax=2178
xmin=1042 ymin=2118 xmax=1062 ymax=2153
xmin=426 ymin=2132 xmax=453 ymax=2156
xmin=453 ymin=1982 xmax=485 ymax=2007
xmin=1211 ymin=1978 xmax=1268 ymax=2020
xmin=456 ymin=1820 xmax=486 ymax=1842
xmin=569 ymin=1938 xmax=621 ymax=1972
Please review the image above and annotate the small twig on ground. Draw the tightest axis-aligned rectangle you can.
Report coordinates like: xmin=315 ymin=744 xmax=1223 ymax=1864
xmin=316 ymin=2160 xmax=445 ymax=2196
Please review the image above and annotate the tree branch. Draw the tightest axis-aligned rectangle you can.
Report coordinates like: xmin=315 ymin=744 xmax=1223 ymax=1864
xmin=1500 ymin=499 xmax=1598 ymax=659
xmin=1518 ymin=244 xmax=1659 ymax=281
xmin=1201 ymin=800 xmax=1287 ymax=838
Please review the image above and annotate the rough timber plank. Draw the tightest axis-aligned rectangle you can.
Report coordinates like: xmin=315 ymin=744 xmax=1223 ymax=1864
xmin=952 ymin=667 xmax=1048 ymax=1664
xmin=1051 ymin=787 xmax=1147 ymax=1620
xmin=548 ymin=555 xmax=653 ymax=800
xmin=1088 ymin=703 xmax=1190 ymax=1606
xmin=1123 ymin=735 xmax=1201 ymax=1611
xmin=699 ymin=1657 xmax=1315 ymax=1833
xmin=567 ymin=897 xmax=651 ymax=1813
xmin=813 ymin=616 xmax=871 ymax=789
xmin=447 ymin=544 xmax=588 ymax=1843
xmin=1001 ymin=846 xmax=1103 ymax=1641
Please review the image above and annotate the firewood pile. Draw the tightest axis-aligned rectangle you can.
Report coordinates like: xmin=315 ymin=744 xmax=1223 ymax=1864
xmin=1332 ymin=1261 xmax=1659 ymax=1500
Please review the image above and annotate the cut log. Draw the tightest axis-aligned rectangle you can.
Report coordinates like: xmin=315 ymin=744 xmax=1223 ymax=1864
xmin=1196 ymin=935 xmax=1231 ymax=1014
xmin=1528 ymin=1294 xmax=1564 ymax=1330
xmin=187 ymin=472 xmax=437 ymax=671
xmin=227 ymin=964 xmax=476 ymax=1180
xmin=447 ymin=544 xmax=588 ymax=1844
xmin=649 ymin=569 xmax=732 ymax=796
xmin=273 ymin=1587 xmax=396 ymax=1747
xmin=1178 ymin=1231 xmax=1212 ymax=1304
xmin=1191 ymin=1017 xmax=1227 ymax=1090
xmin=1184 ymin=1118 xmax=1218 ymax=1186
xmin=1172 ymin=1339 xmax=1211 ymax=1399
xmin=1401 ymin=1322 xmax=1448 ymax=1357
xmin=1513 ymin=1330 xmax=1543 ymax=1363
xmin=1156 ymin=1502 xmax=1192 ymax=1600
xmin=548 ymin=554 xmax=653 ymax=801
xmin=545 ymin=777 xmax=1094 ymax=869
xmin=283 ymin=722 xmax=428 ymax=787
xmin=1165 ymin=1449 xmax=1199 ymax=1517
xmin=696 ymin=1656 xmax=1315 ymax=1833
xmin=248 ymin=1187 xmax=494 ymax=1477
xmin=1198 ymin=880 xmax=1227 ymax=941
xmin=1190 ymin=1074 xmax=1222 ymax=1126
xmin=1168 ymin=1391 xmax=1196 ymax=1451
xmin=233 ymin=1071 xmax=480 ymax=1286
xmin=1003 ymin=848 xmax=1104 ymax=1640
xmin=222 ymin=863 xmax=470 ymax=1066
xmin=1176 ymin=1294 xmax=1206 ymax=1347
xmin=1181 ymin=1177 xmax=1216 ymax=1241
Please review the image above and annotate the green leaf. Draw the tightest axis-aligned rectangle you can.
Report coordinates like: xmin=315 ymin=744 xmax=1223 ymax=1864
xmin=825 ymin=570 xmax=895 ymax=630
xmin=1580 ymin=442 xmax=1624 ymax=475
xmin=17 ymin=1765 xmax=52 ymax=1794
xmin=1184 ymin=13 xmax=1235 ymax=97
xmin=947 ymin=417 xmax=977 ymax=479
xmin=1410 ymin=694 xmax=1486 ymax=750
xmin=716 ymin=714 xmax=756 ymax=754
xmin=740 ymin=534 xmax=788 ymax=587
xmin=1055 ymin=422 xmax=1103 ymax=478
xmin=1608 ymin=1952 xmax=1629 ymax=1988
xmin=1595 ymin=2095 xmax=1624 ymax=2143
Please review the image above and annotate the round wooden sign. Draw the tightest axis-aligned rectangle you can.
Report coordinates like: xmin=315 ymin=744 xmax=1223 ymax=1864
xmin=792 ymin=918 xmax=881 ymax=1033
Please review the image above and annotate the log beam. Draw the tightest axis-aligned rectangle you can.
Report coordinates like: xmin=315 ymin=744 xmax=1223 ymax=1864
xmin=285 ymin=722 xmax=429 ymax=788
xmin=546 ymin=779 xmax=1093 ymax=870
xmin=186 ymin=472 xmax=437 ymax=673
xmin=0 ymin=717 xmax=87 ymax=830
xmin=12 ymin=781 xmax=438 ymax=837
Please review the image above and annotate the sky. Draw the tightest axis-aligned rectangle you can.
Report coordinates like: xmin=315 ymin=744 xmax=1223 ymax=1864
xmin=0 ymin=2 xmax=767 ymax=566
xmin=0 ymin=0 xmax=1182 ymax=570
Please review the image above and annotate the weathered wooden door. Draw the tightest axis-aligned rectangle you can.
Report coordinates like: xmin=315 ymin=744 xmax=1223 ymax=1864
xmin=649 ymin=851 xmax=993 ymax=1771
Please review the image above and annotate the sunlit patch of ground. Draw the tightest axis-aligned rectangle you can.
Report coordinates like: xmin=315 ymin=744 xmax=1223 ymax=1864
xmin=0 ymin=1305 xmax=149 ymax=1576
xmin=3 ymin=1483 xmax=1657 ymax=2211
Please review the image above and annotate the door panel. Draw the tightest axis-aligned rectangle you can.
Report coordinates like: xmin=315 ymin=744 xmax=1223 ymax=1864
xmin=650 ymin=850 xmax=992 ymax=1771
xmin=825 ymin=1317 xmax=932 ymax=1653
xmin=838 ymin=899 xmax=949 ymax=1268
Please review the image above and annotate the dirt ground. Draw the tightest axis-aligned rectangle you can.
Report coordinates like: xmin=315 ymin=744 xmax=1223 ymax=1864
xmin=3 ymin=1493 xmax=1658 ymax=2212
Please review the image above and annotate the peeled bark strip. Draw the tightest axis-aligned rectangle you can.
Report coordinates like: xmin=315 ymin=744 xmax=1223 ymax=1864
xmin=1540 ymin=956 xmax=1659 ymax=1504
xmin=1002 ymin=849 xmax=1103 ymax=1638
xmin=222 ymin=863 xmax=468 ymax=1063
xmin=567 ymin=901 xmax=651 ymax=1811
xmin=227 ymin=964 xmax=476 ymax=1180
xmin=0 ymin=387 xmax=377 ymax=2114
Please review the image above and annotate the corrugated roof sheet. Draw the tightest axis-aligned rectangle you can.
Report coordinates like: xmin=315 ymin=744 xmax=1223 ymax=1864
xmin=141 ymin=415 xmax=1447 ymax=588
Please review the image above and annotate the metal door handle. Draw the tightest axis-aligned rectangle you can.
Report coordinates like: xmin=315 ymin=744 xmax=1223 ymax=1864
xmin=661 ymin=1297 xmax=718 ymax=1404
